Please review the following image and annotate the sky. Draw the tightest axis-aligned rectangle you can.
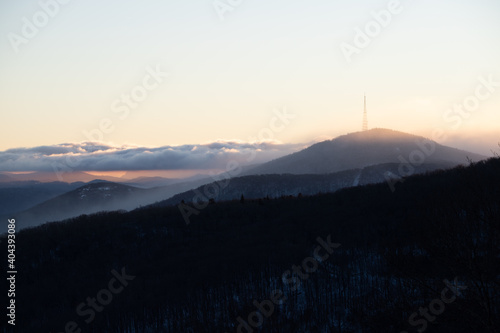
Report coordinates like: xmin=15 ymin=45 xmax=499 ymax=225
xmin=0 ymin=0 xmax=499 ymax=173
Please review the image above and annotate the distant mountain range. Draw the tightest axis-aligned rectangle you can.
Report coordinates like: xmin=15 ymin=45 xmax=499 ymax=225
xmin=13 ymin=182 xmax=146 ymax=229
xmin=5 ymin=128 xmax=488 ymax=229
xmin=9 ymin=177 xmax=214 ymax=229
xmin=0 ymin=181 xmax=84 ymax=216
xmin=151 ymin=129 xmax=486 ymax=209
xmin=244 ymin=128 xmax=486 ymax=175
xmin=123 ymin=173 xmax=211 ymax=188
xmin=0 ymin=171 xmax=124 ymax=183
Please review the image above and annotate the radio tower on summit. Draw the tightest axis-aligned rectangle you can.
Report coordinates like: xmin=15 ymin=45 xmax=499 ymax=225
xmin=362 ymin=93 xmax=368 ymax=131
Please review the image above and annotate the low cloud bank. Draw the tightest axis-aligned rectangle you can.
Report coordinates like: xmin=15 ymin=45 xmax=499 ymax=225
xmin=0 ymin=141 xmax=307 ymax=172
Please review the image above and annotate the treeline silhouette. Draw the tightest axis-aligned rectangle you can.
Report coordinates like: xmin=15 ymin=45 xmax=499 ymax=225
xmin=2 ymin=158 xmax=499 ymax=332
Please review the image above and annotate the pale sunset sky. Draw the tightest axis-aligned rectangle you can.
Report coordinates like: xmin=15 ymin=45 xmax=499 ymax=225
xmin=0 ymin=0 xmax=499 ymax=171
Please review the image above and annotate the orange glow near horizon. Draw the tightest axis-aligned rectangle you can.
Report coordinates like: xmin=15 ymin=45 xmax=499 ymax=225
xmin=85 ymin=171 xmax=128 ymax=178
xmin=84 ymin=169 xmax=224 ymax=180
xmin=5 ymin=171 xmax=37 ymax=175
xmin=0 ymin=169 xmax=224 ymax=183
xmin=115 ymin=169 xmax=224 ymax=180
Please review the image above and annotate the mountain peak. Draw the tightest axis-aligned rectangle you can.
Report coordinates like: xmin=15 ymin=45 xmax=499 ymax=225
xmin=334 ymin=128 xmax=422 ymax=142
xmin=244 ymin=129 xmax=485 ymax=175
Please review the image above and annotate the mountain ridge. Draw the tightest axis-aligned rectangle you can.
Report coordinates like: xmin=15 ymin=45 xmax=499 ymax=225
xmin=244 ymin=128 xmax=486 ymax=175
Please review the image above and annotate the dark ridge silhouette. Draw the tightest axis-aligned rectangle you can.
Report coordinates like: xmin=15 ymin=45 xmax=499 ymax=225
xmin=153 ymin=162 xmax=453 ymax=208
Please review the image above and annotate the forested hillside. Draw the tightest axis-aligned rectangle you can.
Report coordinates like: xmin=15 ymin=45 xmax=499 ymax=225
xmin=154 ymin=162 xmax=452 ymax=208
xmin=2 ymin=158 xmax=499 ymax=332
